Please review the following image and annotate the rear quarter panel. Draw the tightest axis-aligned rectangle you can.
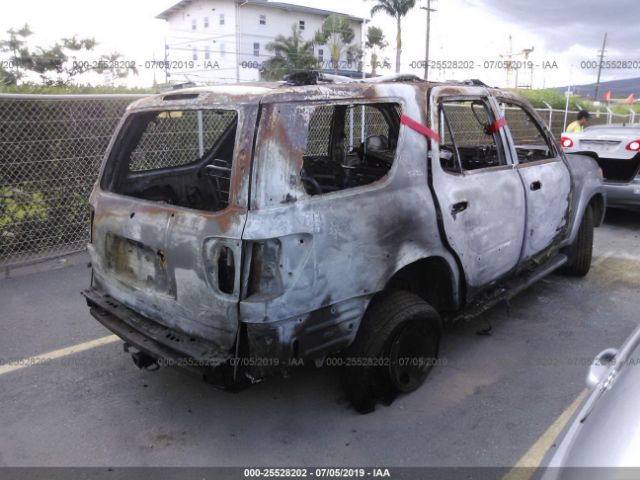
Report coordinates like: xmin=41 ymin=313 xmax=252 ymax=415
xmin=564 ymin=153 xmax=606 ymax=244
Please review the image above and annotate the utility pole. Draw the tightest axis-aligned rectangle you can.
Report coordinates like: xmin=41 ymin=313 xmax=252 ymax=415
xmin=164 ymin=38 xmax=169 ymax=84
xmin=421 ymin=1 xmax=437 ymax=81
xmin=594 ymin=32 xmax=607 ymax=100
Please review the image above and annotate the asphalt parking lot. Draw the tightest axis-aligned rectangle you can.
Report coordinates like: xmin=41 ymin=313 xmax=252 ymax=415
xmin=0 ymin=209 xmax=638 ymax=468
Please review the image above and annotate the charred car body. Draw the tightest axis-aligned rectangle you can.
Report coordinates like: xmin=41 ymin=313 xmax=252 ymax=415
xmin=83 ymin=75 xmax=605 ymax=412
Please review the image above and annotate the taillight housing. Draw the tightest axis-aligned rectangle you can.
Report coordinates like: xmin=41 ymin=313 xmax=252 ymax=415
xmin=626 ymin=140 xmax=640 ymax=151
xmin=560 ymin=137 xmax=574 ymax=148
xmin=244 ymin=239 xmax=283 ymax=300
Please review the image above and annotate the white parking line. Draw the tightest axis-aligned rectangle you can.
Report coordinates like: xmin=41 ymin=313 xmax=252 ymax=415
xmin=0 ymin=335 xmax=119 ymax=376
xmin=503 ymin=389 xmax=588 ymax=480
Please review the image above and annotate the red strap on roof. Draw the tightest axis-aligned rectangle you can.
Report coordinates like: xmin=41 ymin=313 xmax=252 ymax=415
xmin=400 ymin=114 xmax=441 ymax=144
xmin=487 ymin=117 xmax=507 ymax=134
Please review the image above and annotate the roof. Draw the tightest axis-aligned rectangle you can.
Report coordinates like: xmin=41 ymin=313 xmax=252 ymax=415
xmin=127 ymin=77 xmax=426 ymax=111
xmin=156 ymin=0 xmax=365 ymax=22
xmin=124 ymin=76 xmax=516 ymax=114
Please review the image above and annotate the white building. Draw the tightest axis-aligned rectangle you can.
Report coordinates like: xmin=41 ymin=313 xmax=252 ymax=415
xmin=156 ymin=0 xmax=366 ymax=84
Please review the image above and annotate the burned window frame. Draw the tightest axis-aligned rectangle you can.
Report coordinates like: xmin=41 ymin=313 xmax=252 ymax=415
xmin=300 ymin=101 xmax=402 ymax=197
xmin=437 ymin=96 xmax=509 ymax=175
xmin=100 ymin=106 xmax=241 ymax=214
xmin=251 ymin=99 xmax=405 ymax=209
xmin=496 ymin=97 xmax=559 ymax=165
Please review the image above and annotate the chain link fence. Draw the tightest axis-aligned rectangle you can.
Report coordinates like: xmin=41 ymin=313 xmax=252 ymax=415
xmin=1 ymin=92 xmax=636 ymax=268
xmin=0 ymin=94 xmax=144 ymax=268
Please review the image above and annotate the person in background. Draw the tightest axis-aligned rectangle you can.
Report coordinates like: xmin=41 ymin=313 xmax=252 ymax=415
xmin=566 ymin=110 xmax=591 ymax=133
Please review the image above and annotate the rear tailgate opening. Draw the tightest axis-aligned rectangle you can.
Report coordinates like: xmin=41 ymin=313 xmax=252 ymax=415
xmin=102 ymin=108 xmax=238 ymax=211
xmin=88 ymin=105 xmax=252 ymax=350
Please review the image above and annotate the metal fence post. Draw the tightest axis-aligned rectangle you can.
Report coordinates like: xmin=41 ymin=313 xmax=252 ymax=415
xmin=542 ymin=102 xmax=553 ymax=128
xmin=563 ymin=93 xmax=571 ymax=132
xmin=197 ymin=110 xmax=205 ymax=157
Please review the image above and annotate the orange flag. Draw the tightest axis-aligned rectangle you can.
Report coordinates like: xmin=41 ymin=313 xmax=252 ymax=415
xmin=604 ymin=90 xmax=612 ymax=102
xmin=625 ymin=93 xmax=635 ymax=104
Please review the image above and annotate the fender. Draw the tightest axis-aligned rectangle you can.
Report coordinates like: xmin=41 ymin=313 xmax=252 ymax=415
xmin=563 ymin=153 xmax=606 ymax=246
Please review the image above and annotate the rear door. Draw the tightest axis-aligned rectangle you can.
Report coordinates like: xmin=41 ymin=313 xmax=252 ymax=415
xmin=429 ymin=87 xmax=526 ymax=291
xmin=90 ymin=104 xmax=257 ymax=350
xmin=495 ymin=97 xmax=572 ymax=261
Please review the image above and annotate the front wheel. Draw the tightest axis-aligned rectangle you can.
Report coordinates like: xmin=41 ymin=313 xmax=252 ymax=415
xmin=340 ymin=291 xmax=442 ymax=414
xmin=560 ymin=205 xmax=594 ymax=277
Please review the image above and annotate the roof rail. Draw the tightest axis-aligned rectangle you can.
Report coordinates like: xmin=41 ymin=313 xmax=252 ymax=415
xmin=460 ymin=79 xmax=489 ymax=87
xmin=282 ymin=71 xmax=356 ymax=86
xmin=161 ymin=82 xmax=198 ymax=93
xmin=363 ymin=73 xmax=424 ymax=83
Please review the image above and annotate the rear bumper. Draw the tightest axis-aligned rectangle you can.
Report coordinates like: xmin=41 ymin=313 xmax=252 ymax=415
xmin=82 ymin=286 xmax=238 ymax=387
xmin=604 ymin=180 xmax=640 ymax=208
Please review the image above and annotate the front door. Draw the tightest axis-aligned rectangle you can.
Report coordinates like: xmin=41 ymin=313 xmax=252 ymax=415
xmin=494 ymin=98 xmax=572 ymax=262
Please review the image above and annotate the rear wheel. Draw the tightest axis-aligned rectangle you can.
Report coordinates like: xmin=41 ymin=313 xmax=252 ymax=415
xmin=341 ymin=291 xmax=441 ymax=414
xmin=560 ymin=205 xmax=594 ymax=277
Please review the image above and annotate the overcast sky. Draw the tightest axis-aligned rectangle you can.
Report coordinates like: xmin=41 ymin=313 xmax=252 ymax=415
xmin=2 ymin=0 xmax=638 ymax=89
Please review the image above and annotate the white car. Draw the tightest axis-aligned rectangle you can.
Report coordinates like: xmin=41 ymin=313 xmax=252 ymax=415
xmin=561 ymin=124 xmax=640 ymax=209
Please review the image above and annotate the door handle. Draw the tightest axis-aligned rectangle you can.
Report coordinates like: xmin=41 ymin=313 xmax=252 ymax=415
xmin=451 ymin=201 xmax=468 ymax=215
xmin=530 ymin=181 xmax=542 ymax=191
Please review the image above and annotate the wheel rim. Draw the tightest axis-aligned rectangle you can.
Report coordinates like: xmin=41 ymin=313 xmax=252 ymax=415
xmin=387 ymin=318 xmax=438 ymax=393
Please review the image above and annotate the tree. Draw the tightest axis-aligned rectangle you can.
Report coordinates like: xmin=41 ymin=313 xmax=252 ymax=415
xmin=365 ymin=26 xmax=388 ymax=76
xmin=0 ymin=27 xmax=137 ymax=86
xmin=95 ymin=52 xmax=139 ymax=80
xmin=370 ymin=0 xmax=417 ymax=73
xmin=28 ymin=36 xmax=99 ymax=85
xmin=315 ymin=14 xmax=361 ymax=74
xmin=262 ymin=25 xmax=319 ymax=81
xmin=0 ymin=23 xmax=32 ymax=84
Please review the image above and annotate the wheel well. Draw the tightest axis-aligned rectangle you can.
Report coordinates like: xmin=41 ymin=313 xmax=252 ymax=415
xmin=383 ymin=257 xmax=458 ymax=314
xmin=589 ymin=193 xmax=605 ymax=227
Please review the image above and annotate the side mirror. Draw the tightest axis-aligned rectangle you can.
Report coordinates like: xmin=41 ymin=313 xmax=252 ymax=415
xmin=586 ymin=348 xmax=618 ymax=389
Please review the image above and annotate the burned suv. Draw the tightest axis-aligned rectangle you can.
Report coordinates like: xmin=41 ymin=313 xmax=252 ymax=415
xmin=84 ymin=75 xmax=605 ymax=412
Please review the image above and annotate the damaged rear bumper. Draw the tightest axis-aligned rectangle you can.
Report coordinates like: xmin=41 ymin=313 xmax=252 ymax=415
xmin=82 ymin=286 xmax=241 ymax=388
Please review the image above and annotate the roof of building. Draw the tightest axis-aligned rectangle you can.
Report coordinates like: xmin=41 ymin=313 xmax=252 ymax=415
xmin=156 ymin=0 xmax=366 ymax=22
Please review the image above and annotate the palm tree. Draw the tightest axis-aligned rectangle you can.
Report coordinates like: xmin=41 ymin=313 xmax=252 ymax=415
xmin=314 ymin=14 xmax=357 ymax=74
xmin=262 ymin=25 xmax=319 ymax=81
xmin=370 ymin=0 xmax=417 ymax=73
xmin=365 ymin=26 xmax=388 ymax=76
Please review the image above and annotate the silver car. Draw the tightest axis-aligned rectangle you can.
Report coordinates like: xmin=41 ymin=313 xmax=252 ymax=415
xmin=542 ymin=323 xmax=640 ymax=476
xmin=561 ymin=124 xmax=640 ymax=209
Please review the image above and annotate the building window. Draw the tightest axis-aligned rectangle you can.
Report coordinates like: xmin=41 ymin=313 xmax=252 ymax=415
xmin=220 ymin=43 xmax=226 ymax=57
xmin=192 ymin=47 xmax=198 ymax=60
xmin=204 ymin=16 xmax=209 ymax=28
xmin=191 ymin=18 xmax=197 ymax=30
xmin=219 ymin=13 xmax=225 ymax=25
xmin=204 ymin=45 xmax=211 ymax=60
xmin=299 ymin=20 xmax=305 ymax=31
xmin=318 ymin=49 xmax=324 ymax=62
xmin=259 ymin=15 xmax=266 ymax=25
xmin=253 ymin=42 xmax=260 ymax=57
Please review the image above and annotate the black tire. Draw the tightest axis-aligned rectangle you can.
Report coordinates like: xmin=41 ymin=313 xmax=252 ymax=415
xmin=340 ymin=291 xmax=442 ymax=414
xmin=560 ymin=205 xmax=594 ymax=277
